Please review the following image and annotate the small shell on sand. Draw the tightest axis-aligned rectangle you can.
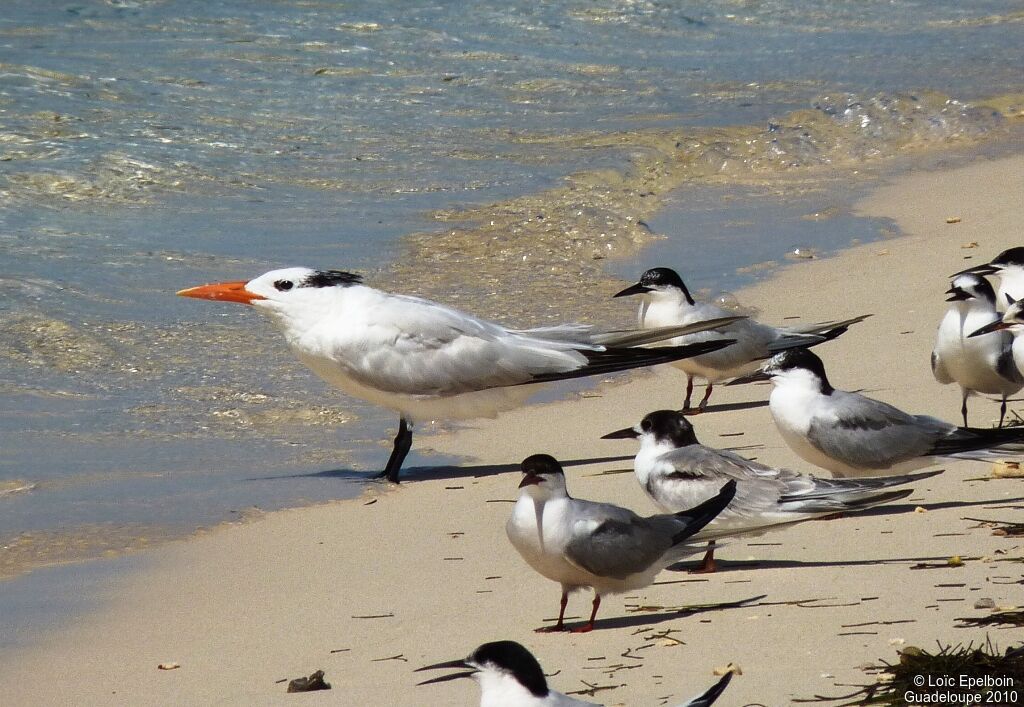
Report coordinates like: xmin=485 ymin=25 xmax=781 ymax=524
xmin=713 ymin=662 xmax=742 ymax=676
xmin=991 ymin=460 xmax=1024 ymax=478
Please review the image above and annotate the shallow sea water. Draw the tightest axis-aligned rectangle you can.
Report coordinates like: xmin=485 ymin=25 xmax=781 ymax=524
xmin=1 ymin=0 xmax=1023 ymax=589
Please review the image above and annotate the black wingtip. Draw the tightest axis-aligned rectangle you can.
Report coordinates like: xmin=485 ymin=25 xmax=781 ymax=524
xmin=671 ymin=479 xmax=737 ymax=544
xmin=814 ymin=313 xmax=873 ymax=343
xmin=725 ymin=369 xmax=770 ymax=386
xmin=684 ymin=671 xmax=733 ymax=707
xmin=520 ymin=339 xmax=737 ymax=386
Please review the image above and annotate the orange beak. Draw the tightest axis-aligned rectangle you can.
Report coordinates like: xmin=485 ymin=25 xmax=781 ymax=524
xmin=176 ymin=281 xmax=266 ymax=305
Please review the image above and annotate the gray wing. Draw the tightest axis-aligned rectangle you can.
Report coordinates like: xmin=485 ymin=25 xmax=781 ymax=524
xmin=659 ymin=447 xmax=833 ymax=532
xmin=563 ymin=515 xmax=673 ymax=580
xmin=664 ymin=444 xmax=787 ymax=481
xmin=807 ymin=391 xmax=942 ymax=469
xmin=592 ymin=316 xmax=747 ymax=348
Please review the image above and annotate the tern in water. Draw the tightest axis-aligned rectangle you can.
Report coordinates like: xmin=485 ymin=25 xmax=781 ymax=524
xmin=931 ymin=273 xmax=1021 ymax=426
xmin=952 ymin=247 xmax=1024 ymax=307
xmin=765 ymin=348 xmax=1024 ymax=477
xmin=178 ymin=267 xmax=740 ymax=481
xmin=603 ymin=410 xmax=941 ymax=572
xmin=505 ymin=454 xmax=735 ymax=633
xmin=417 ymin=640 xmax=734 ymax=707
xmin=614 ymin=267 xmax=868 ymax=412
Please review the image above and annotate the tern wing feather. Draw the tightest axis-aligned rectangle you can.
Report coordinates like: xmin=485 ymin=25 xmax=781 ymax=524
xmin=591 ymin=316 xmax=747 ymax=347
xmin=563 ymin=515 xmax=672 ymax=580
xmin=766 ymin=314 xmax=873 ymax=357
xmin=805 ymin=392 xmax=940 ymax=469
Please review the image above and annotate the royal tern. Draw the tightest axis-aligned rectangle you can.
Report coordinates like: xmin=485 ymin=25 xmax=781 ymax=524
xmin=506 ymin=454 xmax=735 ymax=633
xmin=602 ymin=410 xmax=941 ymax=571
xmin=178 ymin=267 xmax=738 ymax=481
xmin=931 ymin=273 xmax=1021 ymax=426
xmin=952 ymin=247 xmax=1024 ymax=306
xmin=765 ymin=348 xmax=1024 ymax=477
xmin=614 ymin=267 xmax=868 ymax=412
xmin=416 ymin=640 xmax=734 ymax=707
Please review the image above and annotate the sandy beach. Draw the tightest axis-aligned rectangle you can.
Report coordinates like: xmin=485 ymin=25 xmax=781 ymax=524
xmin=3 ymin=153 xmax=1024 ymax=705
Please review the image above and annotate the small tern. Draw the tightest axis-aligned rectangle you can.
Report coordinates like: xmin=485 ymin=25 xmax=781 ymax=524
xmin=931 ymin=273 xmax=1021 ymax=426
xmin=952 ymin=247 xmax=1024 ymax=306
xmin=603 ymin=410 xmax=941 ymax=572
xmin=506 ymin=454 xmax=736 ymax=632
xmin=765 ymin=348 xmax=1024 ymax=477
xmin=178 ymin=267 xmax=738 ymax=481
xmin=416 ymin=640 xmax=734 ymax=707
xmin=614 ymin=267 xmax=868 ymax=412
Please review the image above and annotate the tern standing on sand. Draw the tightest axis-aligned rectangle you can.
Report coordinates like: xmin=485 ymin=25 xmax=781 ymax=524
xmin=603 ymin=410 xmax=941 ymax=572
xmin=178 ymin=267 xmax=737 ymax=481
xmin=614 ymin=267 xmax=868 ymax=412
xmin=765 ymin=348 xmax=1024 ymax=477
xmin=931 ymin=273 xmax=1021 ymax=426
xmin=417 ymin=640 xmax=734 ymax=707
xmin=506 ymin=454 xmax=735 ymax=633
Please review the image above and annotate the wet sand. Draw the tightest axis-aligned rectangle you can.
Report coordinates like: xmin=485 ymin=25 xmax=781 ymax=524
xmin=2 ymin=153 xmax=1023 ymax=705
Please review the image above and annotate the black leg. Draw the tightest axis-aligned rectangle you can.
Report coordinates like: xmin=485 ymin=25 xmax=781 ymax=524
xmin=682 ymin=376 xmax=694 ymax=411
xmin=379 ymin=417 xmax=413 ymax=483
xmin=697 ymin=382 xmax=714 ymax=412
xmin=961 ymin=393 xmax=969 ymax=428
xmin=571 ymin=594 xmax=601 ymax=633
xmin=536 ymin=591 xmax=569 ymax=633
xmin=1000 ymin=396 xmax=1007 ymax=428
xmin=691 ymin=540 xmax=718 ymax=574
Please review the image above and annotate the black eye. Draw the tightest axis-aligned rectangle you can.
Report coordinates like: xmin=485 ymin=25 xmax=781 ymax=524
xmin=274 ymin=280 xmax=293 ymax=291
xmin=641 ymin=420 xmax=652 ymax=432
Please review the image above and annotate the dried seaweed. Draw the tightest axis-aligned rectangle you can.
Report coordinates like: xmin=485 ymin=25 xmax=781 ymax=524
xmin=957 ymin=611 xmax=1024 ymax=628
xmin=794 ymin=641 xmax=1024 ymax=705
xmin=963 ymin=516 xmax=1024 ymax=537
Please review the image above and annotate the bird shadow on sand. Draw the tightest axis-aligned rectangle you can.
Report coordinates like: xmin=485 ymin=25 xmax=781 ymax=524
xmin=847 ymin=496 xmax=1024 ymax=517
xmin=247 ymin=454 xmax=636 ymax=484
xmin=580 ymin=594 xmax=768 ymax=632
xmin=401 ymin=455 xmax=636 ymax=482
xmin=681 ymin=399 xmax=769 ymax=415
xmin=663 ymin=553 xmax=968 ymax=574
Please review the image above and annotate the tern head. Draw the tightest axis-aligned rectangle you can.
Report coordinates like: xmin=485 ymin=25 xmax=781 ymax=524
xmin=177 ymin=267 xmax=364 ymax=316
xmin=969 ymin=298 xmax=1024 ymax=338
xmin=944 ymin=273 xmax=996 ymax=306
xmin=614 ymin=267 xmax=695 ymax=305
xmin=602 ymin=409 xmax=699 ymax=449
xmin=517 ymin=454 xmax=569 ymax=499
xmin=416 ymin=640 xmax=549 ymax=699
xmin=762 ymin=348 xmax=834 ymax=395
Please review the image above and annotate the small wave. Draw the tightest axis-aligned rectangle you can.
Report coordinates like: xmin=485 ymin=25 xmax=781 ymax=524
xmin=0 ymin=481 xmax=37 ymax=498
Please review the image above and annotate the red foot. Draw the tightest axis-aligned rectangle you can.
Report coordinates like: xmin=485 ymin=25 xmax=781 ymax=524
xmin=534 ymin=624 xmax=567 ymax=633
xmin=569 ymin=623 xmax=595 ymax=634
xmin=689 ymin=557 xmax=718 ymax=574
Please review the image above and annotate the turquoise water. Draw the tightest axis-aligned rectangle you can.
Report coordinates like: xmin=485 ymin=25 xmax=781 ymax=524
xmin=1 ymin=1 xmax=1023 ymax=579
